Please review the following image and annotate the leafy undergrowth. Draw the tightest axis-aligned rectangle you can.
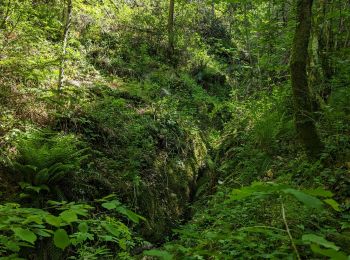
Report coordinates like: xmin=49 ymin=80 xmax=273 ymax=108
xmin=155 ymin=86 xmax=350 ymax=259
xmin=0 ymin=195 xmax=145 ymax=259
xmin=1 ymin=57 xmax=349 ymax=260
xmin=163 ymin=178 xmax=350 ymax=259
xmin=1 ymin=0 xmax=350 ymax=259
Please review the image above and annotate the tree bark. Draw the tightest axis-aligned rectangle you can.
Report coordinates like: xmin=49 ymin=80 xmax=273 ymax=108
xmin=167 ymin=0 xmax=175 ymax=59
xmin=58 ymin=0 xmax=72 ymax=92
xmin=290 ymin=0 xmax=323 ymax=159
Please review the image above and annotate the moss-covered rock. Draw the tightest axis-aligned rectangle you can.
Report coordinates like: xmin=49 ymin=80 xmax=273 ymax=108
xmin=56 ymin=85 xmax=209 ymax=242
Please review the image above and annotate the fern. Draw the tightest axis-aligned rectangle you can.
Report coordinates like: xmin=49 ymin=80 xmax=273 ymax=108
xmin=11 ymin=130 xmax=88 ymax=202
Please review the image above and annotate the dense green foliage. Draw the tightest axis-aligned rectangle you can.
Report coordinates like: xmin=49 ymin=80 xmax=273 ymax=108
xmin=0 ymin=0 xmax=349 ymax=259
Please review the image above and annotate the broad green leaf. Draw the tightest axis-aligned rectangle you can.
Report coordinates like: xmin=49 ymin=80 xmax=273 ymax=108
xmin=78 ymin=222 xmax=89 ymax=233
xmin=23 ymin=215 xmax=43 ymax=225
xmin=98 ymin=194 xmax=117 ymax=202
xmin=302 ymin=234 xmax=339 ymax=250
xmin=283 ymin=189 xmax=323 ymax=209
xmin=68 ymin=204 xmax=91 ymax=216
xmin=5 ymin=240 xmax=21 ymax=252
xmin=53 ymin=229 xmax=70 ymax=250
xmin=45 ymin=215 xmax=62 ymax=227
xmin=12 ymin=228 xmax=37 ymax=244
xmin=230 ymin=182 xmax=288 ymax=201
xmin=324 ymin=199 xmax=341 ymax=212
xmin=310 ymin=244 xmax=347 ymax=260
xmin=305 ymin=188 xmax=333 ymax=198
xmin=101 ymin=200 xmax=120 ymax=210
xmin=48 ymin=201 xmax=66 ymax=206
xmin=60 ymin=210 xmax=78 ymax=223
xmin=34 ymin=229 xmax=52 ymax=238
xmin=144 ymin=249 xmax=173 ymax=260
xmin=116 ymin=206 xmax=145 ymax=223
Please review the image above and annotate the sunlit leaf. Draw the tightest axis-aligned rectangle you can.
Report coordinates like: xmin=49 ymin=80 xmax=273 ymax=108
xmin=12 ymin=228 xmax=37 ymax=244
xmin=283 ymin=189 xmax=323 ymax=209
xmin=302 ymin=234 xmax=339 ymax=250
xmin=45 ymin=215 xmax=62 ymax=227
xmin=310 ymin=244 xmax=347 ymax=260
xmin=60 ymin=210 xmax=78 ymax=223
xmin=324 ymin=199 xmax=341 ymax=212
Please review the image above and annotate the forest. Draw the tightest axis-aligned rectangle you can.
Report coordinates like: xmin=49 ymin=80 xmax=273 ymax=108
xmin=0 ymin=0 xmax=349 ymax=259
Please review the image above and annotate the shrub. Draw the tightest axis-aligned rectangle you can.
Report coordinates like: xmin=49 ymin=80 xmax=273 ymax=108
xmin=0 ymin=195 xmax=143 ymax=259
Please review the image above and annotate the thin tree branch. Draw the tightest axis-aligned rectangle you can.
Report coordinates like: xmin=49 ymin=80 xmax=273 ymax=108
xmin=282 ymin=202 xmax=301 ymax=260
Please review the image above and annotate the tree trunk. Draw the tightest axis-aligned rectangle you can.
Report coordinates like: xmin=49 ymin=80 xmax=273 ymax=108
xmin=167 ymin=0 xmax=175 ymax=59
xmin=290 ymin=0 xmax=323 ymax=159
xmin=58 ymin=0 xmax=72 ymax=92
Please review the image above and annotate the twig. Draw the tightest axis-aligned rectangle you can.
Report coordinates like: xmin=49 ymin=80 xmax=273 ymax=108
xmin=282 ymin=202 xmax=301 ymax=260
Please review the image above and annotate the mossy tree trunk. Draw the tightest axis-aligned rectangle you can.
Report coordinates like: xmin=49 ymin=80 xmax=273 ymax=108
xmin=290 ymin=0 xmax=323 ymax=159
